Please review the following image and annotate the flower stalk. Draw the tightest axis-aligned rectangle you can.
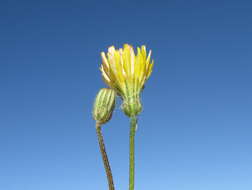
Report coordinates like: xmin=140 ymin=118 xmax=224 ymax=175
xmin=96 ymin=122 xmax=115 ymax=190
xmin=129 ymin=116 xmax=137 ymax=190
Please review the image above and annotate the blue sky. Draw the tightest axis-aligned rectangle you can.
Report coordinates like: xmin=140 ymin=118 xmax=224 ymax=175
xmin=1 ymin=0 xmax=252 ymax=189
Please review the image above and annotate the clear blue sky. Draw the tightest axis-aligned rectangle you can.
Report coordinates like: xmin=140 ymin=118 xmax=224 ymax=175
xmin=1 ymin=0 xmax=252 ymax=189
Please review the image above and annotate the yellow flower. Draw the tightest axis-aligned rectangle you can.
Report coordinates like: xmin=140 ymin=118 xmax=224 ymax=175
xmin=100 ymin=44 xmax=154 ymax=117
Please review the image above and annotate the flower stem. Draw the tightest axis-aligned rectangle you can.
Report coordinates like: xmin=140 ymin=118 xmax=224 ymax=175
xmin=96 ymin=123 xmax=115 ymax=190
xmin=129 ymin=116 xmax=137 ymax=190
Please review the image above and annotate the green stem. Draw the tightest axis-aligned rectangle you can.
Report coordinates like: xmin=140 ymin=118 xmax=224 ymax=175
xmin=96 ymin=123 xmax=115 ymax=190
xmin=129 ymin=116 xmax=137 ymax=190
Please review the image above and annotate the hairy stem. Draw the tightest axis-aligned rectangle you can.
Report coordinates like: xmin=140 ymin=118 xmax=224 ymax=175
xmin=129 ymin=116 xmax=137 ymax=190
xmin=96 ymin=123 xmax=115 ymax=190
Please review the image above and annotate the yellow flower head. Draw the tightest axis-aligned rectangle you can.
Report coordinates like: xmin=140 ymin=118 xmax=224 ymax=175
xmin=100 ymin=44 xmax=154 ymax=117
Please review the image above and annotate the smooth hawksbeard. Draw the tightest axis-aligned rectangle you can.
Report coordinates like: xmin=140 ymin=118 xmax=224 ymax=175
xmin=100 ymin=44 xmax=154 ymax=117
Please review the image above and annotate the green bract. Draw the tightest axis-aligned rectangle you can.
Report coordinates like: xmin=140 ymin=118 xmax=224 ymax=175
xmin=93 ymin=88 xmax=116 ymax=124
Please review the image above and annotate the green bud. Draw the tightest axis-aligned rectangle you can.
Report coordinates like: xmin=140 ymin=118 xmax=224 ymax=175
xmin=121 ymin=95 xmax=142 ymax=117
xmin=93 ymin=88 xmax=116 ymax=124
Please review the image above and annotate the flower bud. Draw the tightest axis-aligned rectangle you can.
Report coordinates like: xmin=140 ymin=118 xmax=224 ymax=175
xmin=92 ymin=88 xmax=116 ymax=124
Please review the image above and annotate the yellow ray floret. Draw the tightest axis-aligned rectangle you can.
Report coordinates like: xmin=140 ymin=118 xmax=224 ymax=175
xmin=100 ymin=44 xmax=154 ymax=98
